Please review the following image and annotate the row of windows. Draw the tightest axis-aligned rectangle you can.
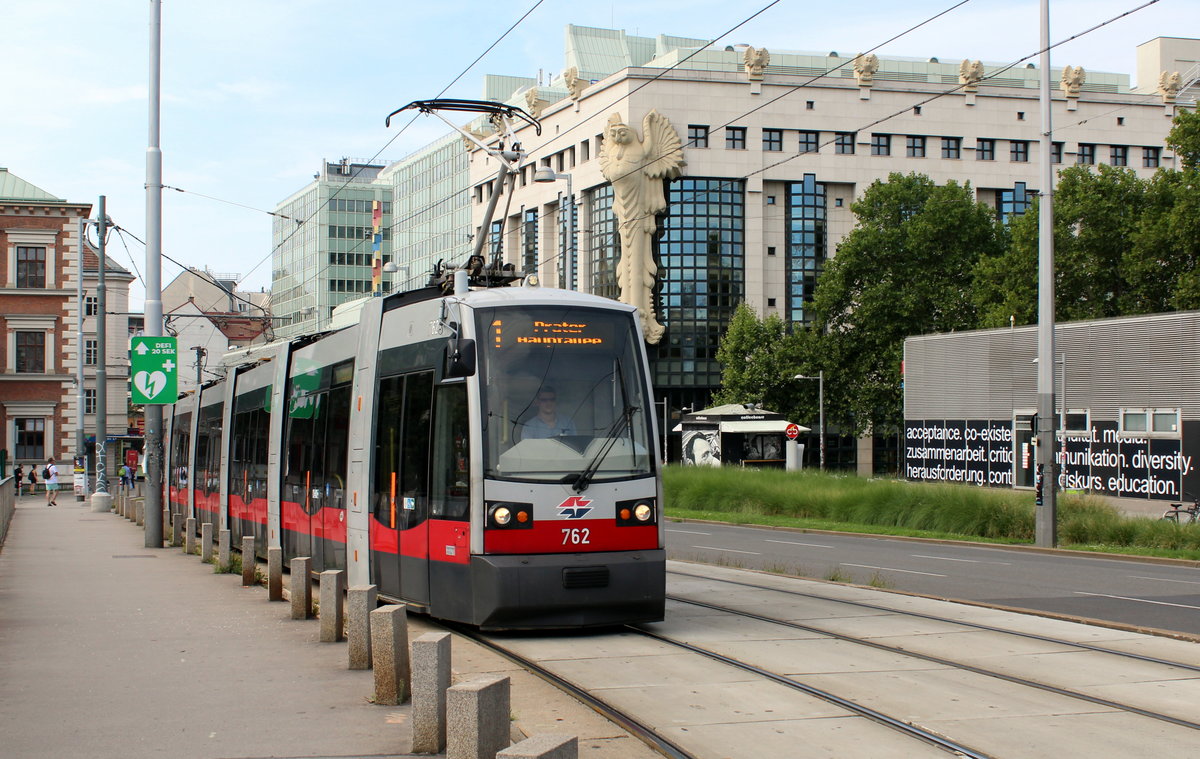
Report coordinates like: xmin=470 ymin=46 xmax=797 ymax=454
xmin=327 ymin=199 xmax=391 ymax=214
xmin=328 ymin=252 xmax=391 ymax=267
xmin=328 ymin=225 xmax=392 ymax=240
xmin=685 ymin=125 xmax=1163 ymax=168
xmin=329 ymin=279 xmax=374 ymax=293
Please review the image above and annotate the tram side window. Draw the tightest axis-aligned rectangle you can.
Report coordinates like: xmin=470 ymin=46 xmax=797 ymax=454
xmin=324 ymin=384 xmax=352 ymax=508
xmin=431 ymin=383 xmax=470 ymax=521
xmin=373 ymin=375 xmax=404 ymax=527
xmin=283 ymin=394 xmax=322 ymax=511
xmin=196 ymin=404 xmax=223 ymax=496
xmin=399 ymin=373 xmax=433 ymax=529
xmin=170 ymin=413 xmax=191 ymax=488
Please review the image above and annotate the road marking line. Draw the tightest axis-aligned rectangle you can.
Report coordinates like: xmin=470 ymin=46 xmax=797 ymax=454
xmin=1128 ymin=575 xmax=1200 ymax=586
xmin=1075 ymin=591 xmax=1200 ymax=611
xmin=843 ymin=563 xmax=946 ymax=577
xmin=911 ymin=554 xmax=1011 ymax=566
xmin=765 ymin=539 xmax=833 ymax=548
xmin=667 ymin=529 xmax=711 ymax=535
xmin=694 ymin=545 xmax=761 ymax=555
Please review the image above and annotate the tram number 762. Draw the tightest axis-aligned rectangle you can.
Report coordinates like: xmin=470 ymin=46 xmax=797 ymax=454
xmin=561 ymin=528 xmax=591 ymax=545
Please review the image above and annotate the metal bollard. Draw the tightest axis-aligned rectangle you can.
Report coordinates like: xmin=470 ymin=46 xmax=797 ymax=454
xmin=411 ymin=632 xmax=451 ymax=754
xmin=319 ymin=570 xmax=346 ymax=642
xmin=267 ymin=546 xmax=283 ymax=601
xmin=290 ymin=557 xmax=312 ymax=619
xmin=447 ymin=675 xmax=511 ymax=759
xmin=201 ymin=523 xmax=213 ymax=562
xmin=347 ymin=585 xmax=377 ymax=670
xmin=241 ymin=536 xmax=255 ymax=586
xmin=370 ymin=604 xmax=410 ymax=705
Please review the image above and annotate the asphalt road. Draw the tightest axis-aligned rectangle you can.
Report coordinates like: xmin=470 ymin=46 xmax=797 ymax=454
xmin=665 ymin=522 xmax=1200 ymax=636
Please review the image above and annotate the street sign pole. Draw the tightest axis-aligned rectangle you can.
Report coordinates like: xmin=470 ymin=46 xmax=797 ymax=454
xmin=145 ymin=0 xmax=165 ymax=547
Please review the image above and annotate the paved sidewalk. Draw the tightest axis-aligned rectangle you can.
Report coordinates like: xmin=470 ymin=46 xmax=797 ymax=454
xmin=0 ymin=495 xmax=656 ymax=759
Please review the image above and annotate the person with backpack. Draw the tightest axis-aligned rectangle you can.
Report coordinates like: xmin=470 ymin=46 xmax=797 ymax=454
xmin=26 ymin=466 xmax=37 ymax=496
xmin=14 ymin=464 xmax=23 ymax=496
xmin=43 ymin=459 xmax=58 ymax=506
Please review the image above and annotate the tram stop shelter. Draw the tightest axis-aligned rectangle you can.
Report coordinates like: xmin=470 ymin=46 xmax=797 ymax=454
xmin=676 ymin=404 xmax=807 ymax=470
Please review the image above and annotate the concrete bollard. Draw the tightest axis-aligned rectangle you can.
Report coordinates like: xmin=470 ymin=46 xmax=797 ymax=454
xmin=370 ymin=604 xmax=410 ymax=705
xmin=267 ymin=546 xmax=283 ymax=601
xmin=411 ymin=632 xmax=452 ymax=754
xmin=117 ymin=492 xmax=125 ymax=518
xmin=172 ymin=513 xmax=183 ymax=547
xmin=201 ymin=523 xmax=213 ymax=562
xmin=497 ymin=735 xmax=578 ymax=759
xmin=319 ymin=570 xmax=346 ymax=642
xmin=241 ymin=536 xmax=256 ymax=586
xmin=290 ymin=557 xmax=312 ymax=619
xmin=161 ymin=509 xmax=169 ymax=542
xmin=135 ymin=499 xmax=144 ymax=526
xmin=446 ymin=675 xmax=511 ymax=759
xmin=185 ymin=518 xmax=197 ymax=554
xmin=218 ymin=529 xmax=231 ymax=569
xmin=347 ymin=585 xmax=377 ymax=670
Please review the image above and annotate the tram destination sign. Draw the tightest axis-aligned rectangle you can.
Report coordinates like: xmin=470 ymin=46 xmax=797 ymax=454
xmin=489 ymin=317 xmax=614 ymax=348
xmin=130 ymin=336 xmax=178 ymax=405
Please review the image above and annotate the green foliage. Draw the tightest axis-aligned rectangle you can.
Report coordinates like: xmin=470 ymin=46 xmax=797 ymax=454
xmin=810 ymin=173 xmax=1003 ymax=433
xmin=663 ymin=466 xmax=1200 ymax=556
xmin=1167 ymin=108 xmax=1200 ymax=172
xmin=713 ymin=303 xmax=799 ymax=411
xmin=1123 ymin=168 xmax=1200 ymax=312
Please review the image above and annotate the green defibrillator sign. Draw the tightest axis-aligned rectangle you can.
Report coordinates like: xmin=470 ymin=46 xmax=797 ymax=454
xmin=130 ymin=336 xmax=179 ymax=404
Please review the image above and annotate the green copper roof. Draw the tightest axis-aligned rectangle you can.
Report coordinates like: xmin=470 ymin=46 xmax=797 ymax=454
xmin=0 ymin=168 xmax=65 ymax=203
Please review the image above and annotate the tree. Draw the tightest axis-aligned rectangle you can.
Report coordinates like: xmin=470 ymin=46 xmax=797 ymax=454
xmin=713 ymin=303 xmax=799 ymax=412
xmin=811 ymin=173 xmax=1004 ymax=435
xmin=1124 ymin=167 xmax=1200 ymax=311
xmin=974 ymin=165 xmax=1149 ymax=327
xmin=1167 ymin=108 xmax=1200 ymax=171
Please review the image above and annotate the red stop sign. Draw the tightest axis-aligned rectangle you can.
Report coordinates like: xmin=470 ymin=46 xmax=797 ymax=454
xmin=785 ymin=423 xmax=800 ymax=440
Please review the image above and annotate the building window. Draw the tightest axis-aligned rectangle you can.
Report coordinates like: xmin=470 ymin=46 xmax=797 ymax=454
xmin=871 ymin=133 xmax=891 ymax=156
xmin=913 ymin=106 xmax=922 ymax=116
xmin=1010 ymin=140 xmax=1030 ymax=162
xmin=1077 ymin=143 xmax=1096 ymax=165
xmin=558 ymin=200 xmax=577 ymax=290
xmin=16 ymin=331 xmax=45 ymax=373
xmin=1144 ymin=146 xmax=1161 ymax=168
xmin=84 ymin=389 xmax=97 ymax=415
xmin=589 ymin=185 xmax=619 ymax=300
xmin=688 ymin=125 xmax=709 ymax=148
xmin=522 ymin=209 xmax=538 ymax=274
xmin=580 ymin=140 xmax=590 ymax=162
xmin=85 ymin=295 xmax=99 ymax=316
xmin=654 ymin=178 xmax=746 ymax=389
xmin=16 ymin=247 xmax=47 ymax=288
xmin=977 ymin=138 xmax=996 ymax=161
xmin=806 ymin=100 xmax=815 ymax=110
xmin=1110 ymin=145 xmax=1128 ymax=166
xmin=1120 ymin=408 xmax=1180 ymax=436
xmin=906 ymin=135 xmax=926 ymax=158
xmin=835 ymin=132 xmax=855 ymax=154
xmin=762 ymin=129 xmax=783 ymax=152
xmin=1052 ymin=142 xmax=1063 ymax=164
xmin=15 ymin=418 xmax=45 ymax=460
xmin=999 ymin=182 xmax=1033 ymax=225
xmin=768 ymin=298 xmax=776 ymax=307
xmin=767 ymin=246 xmax=776 ymax=256
xmin=942 ymin=137 xmax=962 ymax=159
xmin=85 ymin=339 xmax=98 ymax=366
xmin=1064 ymin=410 xmax=1089 ymax=433
xmin=726 ymin=127 xmax=747 ymax=150
xmin=798 ymin=131 xmax=819 ymax=153
xmin=785 ymin=174 xmax=827 ymax=326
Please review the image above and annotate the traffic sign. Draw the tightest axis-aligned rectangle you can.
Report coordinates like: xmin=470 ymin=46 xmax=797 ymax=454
xmin=785 ymin=423 xmax=801 ymax=440
xmin=130 ymin=336 xmax=178 ymax=404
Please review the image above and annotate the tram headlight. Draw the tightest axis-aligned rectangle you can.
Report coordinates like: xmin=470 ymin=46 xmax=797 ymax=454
xmin=616 ymin=497 xmax=656 ymax=526
xmin=493 ymin=507 xmax=512 ymax=525
xmin=487 ymin=501 xmax=534 ymax=529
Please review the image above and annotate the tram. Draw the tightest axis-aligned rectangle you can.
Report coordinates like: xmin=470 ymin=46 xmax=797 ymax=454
xmin=166 ymin=274 xmax=665 ymax=628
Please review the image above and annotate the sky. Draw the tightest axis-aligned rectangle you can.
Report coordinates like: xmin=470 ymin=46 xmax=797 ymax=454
xmin=3 ymin=0 xmax=1194 ymax=310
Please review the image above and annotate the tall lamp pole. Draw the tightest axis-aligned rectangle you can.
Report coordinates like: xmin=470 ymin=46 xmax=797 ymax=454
xmin=794 ymin=372 xmax=825 ymax=470
xmin=532 ymin=168 xmax=574 ymax=290
xmin=1035 ymin=0 xmax=1058 ymax=547
xmin=144 ymin=0 xmax=165 ymax=547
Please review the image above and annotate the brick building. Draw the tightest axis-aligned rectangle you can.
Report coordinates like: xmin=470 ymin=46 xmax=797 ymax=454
xmin=1 ymin=168 xmax=132 ymax=478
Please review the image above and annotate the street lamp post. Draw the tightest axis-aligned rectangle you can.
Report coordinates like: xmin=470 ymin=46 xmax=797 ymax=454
xmin=794 ymin=372 xmax=825 ymax=471
xmin=655 ymin=399 xmax=669 ymax=465
xmin=532 ymin=167 xmax=575 ymax=291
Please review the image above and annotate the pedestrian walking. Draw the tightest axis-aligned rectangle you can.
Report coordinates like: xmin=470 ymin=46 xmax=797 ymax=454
xmin=14 ymin=464 xmax=23 ymax=496
xmin=26 ymin=466 xmax=37 ymax=496
xmin=44 ymin=458 xmax=59 ymax=506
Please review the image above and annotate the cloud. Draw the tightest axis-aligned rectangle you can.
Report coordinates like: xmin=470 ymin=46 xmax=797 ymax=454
xmin=80 ymin=85 xmax=148 ymax=105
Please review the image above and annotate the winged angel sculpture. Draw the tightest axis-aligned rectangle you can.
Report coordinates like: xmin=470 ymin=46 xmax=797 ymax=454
xmin=599 ymin=110 xmax=685 ymax=344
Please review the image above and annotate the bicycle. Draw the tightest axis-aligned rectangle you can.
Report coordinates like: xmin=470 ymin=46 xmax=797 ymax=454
xmin=1160 ymin=494 xmax=1200 ymax=524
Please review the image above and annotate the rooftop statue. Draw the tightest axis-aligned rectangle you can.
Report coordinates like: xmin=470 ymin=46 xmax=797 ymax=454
xmin=564 ymin=66 xmax=585 ymax=101
xmin=1159 ymin=70 xmax=1182 ymax=104
xmin=959 ymin=59 xmax=984 ymax=93
xmin=598 ymin=111 xmax=685 ymax=344
xmin=743 ymin=47 xmax=770 ymax=81
xmin=853 ymin=53 xmax=879 ymax=86
xmin=1060 ymin=66 xmax=1085 ymax=98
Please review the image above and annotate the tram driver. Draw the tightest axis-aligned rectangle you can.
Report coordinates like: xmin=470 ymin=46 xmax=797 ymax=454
xmin=520 ymin=386 xmax=577 ymax=439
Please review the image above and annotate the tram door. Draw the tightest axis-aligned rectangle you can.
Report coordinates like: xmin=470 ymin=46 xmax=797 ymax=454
xmin=373 ymin=371 xmax=433 ymax=606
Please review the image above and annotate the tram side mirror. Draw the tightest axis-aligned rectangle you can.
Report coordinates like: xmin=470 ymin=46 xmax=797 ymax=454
xmin=445 ymin=337 xmax=476 ymax=378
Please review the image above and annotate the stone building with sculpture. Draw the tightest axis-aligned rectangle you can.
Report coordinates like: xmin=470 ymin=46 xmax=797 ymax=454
xmin=455 ymin=26 xmax=1196 ymax=471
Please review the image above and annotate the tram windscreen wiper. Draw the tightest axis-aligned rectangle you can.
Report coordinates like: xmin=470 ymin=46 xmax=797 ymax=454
xmin=567 ymin=404 xmax=638 ymax=493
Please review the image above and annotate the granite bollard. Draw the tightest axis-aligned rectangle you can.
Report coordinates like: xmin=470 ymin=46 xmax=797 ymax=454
xmin=319 ymin=569 xmax=346 ymax=642
xmin=218 ymin=529 xmax=231 ymax=569
xmin=135 ymin=498 xmax=144 ymax=526
xmin=447 ymin=675 xmax=510 ymax=759
xmin=411 ymin=632 xmax=451 ymax=754
xmin=161 ymin=509 xmax=170 ymax=542
xmin=347 ymin=585 xmax=377 ymax=670
xmin=241 ymin=536 xmax=256 ymax=586
xmin=185 ymin=518 xmax=197 ymax=554
xmin=290 ymin=557 xmax=312 ymax=619
xmin=172 ymin=513 xmax=183 ymax=547
xmin=267 ymin=546 xmax=283 ymax=600
xmin=497 ymin=735 xmax=578 ymax=759
xmin=370 ymin=604 xmax=410 ymax=705
xmin=201 ymin=522 xmax=213 ymax=562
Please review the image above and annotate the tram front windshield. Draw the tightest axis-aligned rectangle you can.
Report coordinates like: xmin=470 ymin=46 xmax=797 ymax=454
xmin=477 ymin=305 xmax=654 ymax=483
